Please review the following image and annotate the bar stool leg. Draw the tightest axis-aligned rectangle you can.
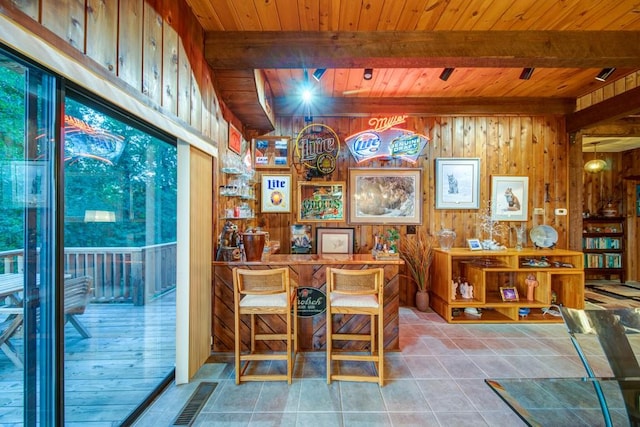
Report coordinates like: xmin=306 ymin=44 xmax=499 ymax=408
xmin=326 ymin=307 xmax=332 ymax=384
xmin=378 ymin=311 xmax=384 ymax=386
xmin=234 ymin=304 xmax=241 ymax=385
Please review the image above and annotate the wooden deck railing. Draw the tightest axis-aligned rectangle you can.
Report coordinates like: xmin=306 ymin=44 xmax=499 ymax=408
xmin=0 ymin=243 xmax=176 ymax=305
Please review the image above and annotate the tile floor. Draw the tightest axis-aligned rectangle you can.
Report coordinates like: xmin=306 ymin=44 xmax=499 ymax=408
xmin=134 ymin=307 xmax=609 ymax=426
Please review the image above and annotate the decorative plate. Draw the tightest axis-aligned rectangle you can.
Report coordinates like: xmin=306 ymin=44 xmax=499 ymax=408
xmin=529 ymin=225 xmax=558 ymax=248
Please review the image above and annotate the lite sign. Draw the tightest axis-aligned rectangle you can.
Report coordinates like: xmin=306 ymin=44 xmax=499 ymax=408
xmin=345 ymin=116 xmax=428 ymax=163
xmin=294 ymin=123 xmax=340 ymax=175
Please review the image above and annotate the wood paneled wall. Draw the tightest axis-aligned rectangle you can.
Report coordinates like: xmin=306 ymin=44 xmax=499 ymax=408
xmin=246 ymin=115 xmax=570 ymax=256
xmin=6 ymin=0 xmax=227 ymax=145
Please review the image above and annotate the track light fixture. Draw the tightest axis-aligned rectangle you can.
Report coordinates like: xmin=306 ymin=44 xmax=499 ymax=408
xmin=363 ymin=68 xmax=373 ymax=80
xmin=312 ymin=68 xmax=326 ymax=81
xmin=595 ymin=68 xmax=616 ymax=82
xmin=439 ymin=68 xmax=454 ymax=81
xmin=519 ymin=68 xmax=535 ymax=80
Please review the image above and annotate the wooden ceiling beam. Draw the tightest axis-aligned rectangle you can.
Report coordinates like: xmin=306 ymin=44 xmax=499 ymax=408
xmin=566 ymin=86 xmax=640 ymax=133
xmin=581 ymin=118 xmax=640 ymax=137
xmin=274 ymin=96 xmax=576 ymax=117
xmin=204 ymin=31 xmax=640 ymax=69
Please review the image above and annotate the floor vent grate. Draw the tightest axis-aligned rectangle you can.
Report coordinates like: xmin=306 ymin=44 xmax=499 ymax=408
xmin=172 ymin=381 xmax=217 ymax=426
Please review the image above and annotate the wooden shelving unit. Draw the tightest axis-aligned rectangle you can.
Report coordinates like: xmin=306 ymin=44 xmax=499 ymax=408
xmin=430 ymin=248 xmax=584 ymax=323
xmin=582 ymin=217 xmax=625 ymax=283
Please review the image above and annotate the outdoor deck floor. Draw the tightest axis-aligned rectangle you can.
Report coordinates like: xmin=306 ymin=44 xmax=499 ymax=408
xmin=0 ymin=290 xmax=176 ymax=426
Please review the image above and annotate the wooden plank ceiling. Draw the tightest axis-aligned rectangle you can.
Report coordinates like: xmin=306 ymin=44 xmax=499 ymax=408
xmin=185 ymin=0 xmax=640 ymax=135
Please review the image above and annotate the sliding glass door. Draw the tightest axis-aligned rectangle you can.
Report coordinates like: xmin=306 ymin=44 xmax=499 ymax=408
xmin=0 ymin=46 xmax=177 ymax=425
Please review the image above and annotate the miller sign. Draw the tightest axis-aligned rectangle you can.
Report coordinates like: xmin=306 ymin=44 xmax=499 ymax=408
xmin=345 ymin=116 xmax=428 ymax=163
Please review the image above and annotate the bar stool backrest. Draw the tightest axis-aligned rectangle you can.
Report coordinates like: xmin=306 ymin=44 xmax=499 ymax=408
xmin=235 ymin=268 xmax=289 ymax=295
xmin=328 ymin=269 xmax=381 ymax=295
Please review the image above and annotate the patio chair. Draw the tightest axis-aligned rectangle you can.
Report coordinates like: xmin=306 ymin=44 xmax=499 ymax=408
xmin=0 ymin=307 xmax=24 ymax=368
xmin=64 ymin=275 xmax=93 ymax=338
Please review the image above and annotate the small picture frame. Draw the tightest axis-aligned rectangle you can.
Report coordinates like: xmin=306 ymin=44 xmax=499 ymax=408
xmin=316 ymin=227 xmax=355 ymax=254
xmin=467 ymin=238 xmax=482 ymax=251
xmin=491 ymin=175 xmax=529 ymax=221
xmin=499 ymin=287 xmax=519 ymax=302
xmin=253 ymin=136 xmax=291 ymax=169
xmin=228 ymin=123 xmax=242 ymax=155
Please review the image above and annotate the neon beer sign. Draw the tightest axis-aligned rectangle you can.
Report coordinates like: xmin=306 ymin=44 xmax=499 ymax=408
xmin=346 ymin=116 xmax=428 ymax=163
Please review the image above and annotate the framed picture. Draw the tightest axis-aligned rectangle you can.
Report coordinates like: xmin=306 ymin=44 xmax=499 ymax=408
xmin=297 ymin=181 xmax=345 ymax=222
xmin=467 ymin=238 xmax=482 ymax=251
xmin=261 ymin=174 xmax=291 ymax=213
xmin=500 ymin=287 xmax=519 ymax=302
xmin=228 ymin=123 xmax=242 ymax=155
xmin=291 ymin=224 xmax=312 ymax=254
xmin=435 ymin=158 xmax=480 ymax=209
xmin=349 ymin=168 xmax=422 ymax=224
xmin=316 ymin=227 xmax=354 ymax=254
xmin=253 ymin=136 xmax=291 ymax=169
xmin=491 ymin=175 xmax=529 ymax=221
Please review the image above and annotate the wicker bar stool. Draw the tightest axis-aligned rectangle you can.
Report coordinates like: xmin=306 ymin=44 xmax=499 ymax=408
xmin=233 ymin=267 xmax=297 ymax=384
xmin=326 ymin=267 xmax=385 ymax=386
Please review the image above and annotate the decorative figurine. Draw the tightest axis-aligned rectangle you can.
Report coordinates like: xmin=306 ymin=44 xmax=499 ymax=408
xmin=525 ymin=273 xmax=539 ymax=301
xmin=452 ymin=280 xmax=458 ymax=300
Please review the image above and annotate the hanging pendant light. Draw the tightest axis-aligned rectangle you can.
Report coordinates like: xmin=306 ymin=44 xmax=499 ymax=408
xmin=584 ymin=142 xmax=607 ymax=174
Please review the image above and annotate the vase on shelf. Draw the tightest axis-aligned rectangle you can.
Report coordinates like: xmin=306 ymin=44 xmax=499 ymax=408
xmin=437 ymin=228 xmax=456 ymax=251
xmin=602 ymin=203 xmax=618 ymax=217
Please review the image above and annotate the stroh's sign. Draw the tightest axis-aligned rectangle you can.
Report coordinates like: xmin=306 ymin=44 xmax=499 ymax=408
xmin=346 ymin=116 xmax=428 ymax=163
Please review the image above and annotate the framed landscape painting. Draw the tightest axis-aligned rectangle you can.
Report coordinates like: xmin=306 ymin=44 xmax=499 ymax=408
xmin=348 ymin=168 xmax=421 ymax=225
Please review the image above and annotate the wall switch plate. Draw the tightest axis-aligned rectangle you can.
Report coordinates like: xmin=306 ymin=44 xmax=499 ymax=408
xmin=533 ymin=207 xmax=544 ymax=215
xmin=555 ymin=208 xmax=567 ymax=215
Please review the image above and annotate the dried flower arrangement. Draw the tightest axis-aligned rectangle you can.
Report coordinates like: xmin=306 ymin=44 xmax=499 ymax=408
xmin=399 ymin=231 xmax=434 ymax=292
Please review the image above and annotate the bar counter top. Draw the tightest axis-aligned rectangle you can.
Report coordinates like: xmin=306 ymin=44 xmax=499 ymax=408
xmin=212 ymin=253 xmax=405 ymax=266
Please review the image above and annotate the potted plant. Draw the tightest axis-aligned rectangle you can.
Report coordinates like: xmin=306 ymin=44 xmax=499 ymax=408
xmin=399 ymin=231 xmax=434 ymax=311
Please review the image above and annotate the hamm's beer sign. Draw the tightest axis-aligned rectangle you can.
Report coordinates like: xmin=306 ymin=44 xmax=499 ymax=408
xmin=346 ymin=116 xmax=428 ymax=163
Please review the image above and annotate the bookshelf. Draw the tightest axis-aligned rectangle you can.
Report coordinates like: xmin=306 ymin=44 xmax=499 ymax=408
xmin=582 ymin=217 xmax=625 ymax=283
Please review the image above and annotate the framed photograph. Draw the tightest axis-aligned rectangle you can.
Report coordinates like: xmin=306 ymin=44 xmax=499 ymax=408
xmin=467 ymin=238 xmax=482 ymax=251
xmin=261 ymin=174 xmax=291 ymax=213
xmin=228 ymin=123 xmax=242 ymax=155
xmin=316 ymin=227 xmax=354 ymax=254
xmin=491 ymin=175 xmax=529 ymax=221
xmin=435 ymin=158 xmax=480 ymax=209
xmin=349 ymin=168 xmax=422 ymax=224
xmin=297 ymin=181 xmax=345 ymax=222
xmin=500 ymin=287 xmax=519 ymax=302
xmin=253 ymin=136 xmax=291 ymax=169
xmin=291 ymin=224 xmax=312 ymax=254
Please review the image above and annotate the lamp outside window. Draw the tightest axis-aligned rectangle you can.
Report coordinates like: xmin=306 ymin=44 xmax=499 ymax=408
xmin=584 ymin=142 xmax=607 ymax=174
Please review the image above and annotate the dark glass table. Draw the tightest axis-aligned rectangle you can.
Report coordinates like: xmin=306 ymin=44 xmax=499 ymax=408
xmin=486 ymin=377 xmax=640 ymax=427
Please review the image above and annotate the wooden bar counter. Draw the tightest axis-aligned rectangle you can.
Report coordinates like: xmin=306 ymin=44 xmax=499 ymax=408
xmin=212 ymin=254 xmax=404 ymax=352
